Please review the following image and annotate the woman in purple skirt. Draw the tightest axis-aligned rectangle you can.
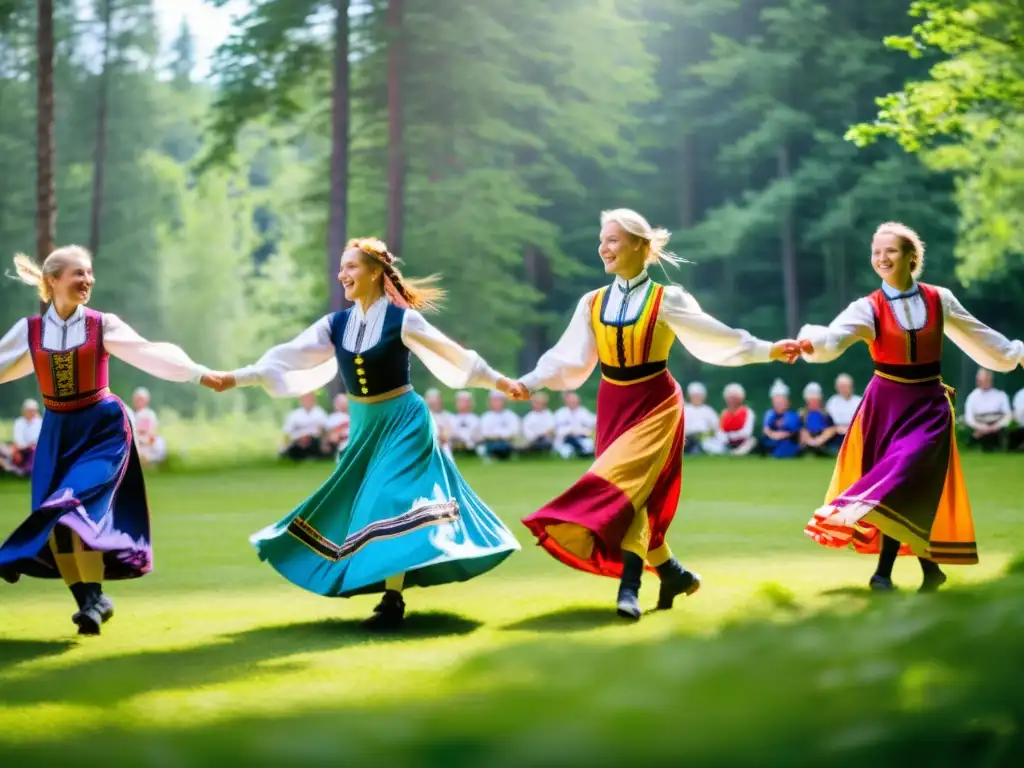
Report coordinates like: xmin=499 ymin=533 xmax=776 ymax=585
xmin=0 ymin=246 xmax=216 ymax=635
xmin=798 ymin=222 xmax=1023 ymax=592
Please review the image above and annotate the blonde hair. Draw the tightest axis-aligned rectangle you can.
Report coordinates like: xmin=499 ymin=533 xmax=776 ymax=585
xmin=12 ymin=245 xmax=92 ymax=303
xmin=874 ymin=222 xmax=925 ymax=279
xmin=345 ymin=237 xmax=444 ymax=313
xmin=600 ymin=208 xmax=688 ymax=268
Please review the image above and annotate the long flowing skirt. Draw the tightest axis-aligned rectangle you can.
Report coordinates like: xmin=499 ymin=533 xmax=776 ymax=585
xmin=0 ymin=396 xmax=152 ymax=580
xmin=250 ymin=390 xmax=520 ymax=597
xmin=804 ymin=375 xmax=976 ymax=564
xmin=522 ymin=371 xmax=685 ymax=578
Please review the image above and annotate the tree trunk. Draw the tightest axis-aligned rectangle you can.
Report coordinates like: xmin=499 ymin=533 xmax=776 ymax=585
xmin=327 ymin=0 xmax=351 ymax=396
xmin=88 ymin=0 xmax=112 ymax=260
xmin=777 ymin=144 xmax=799 ymax=337
xmin=677 ymin=133 xmax=697 ymax=228
xmin=385 ymin=0 xmax=405 ymax=254
xmin=36 ymin=0 xmax=56 ymax=268
xmin=520 ymin=246 xmax=550 ymax=372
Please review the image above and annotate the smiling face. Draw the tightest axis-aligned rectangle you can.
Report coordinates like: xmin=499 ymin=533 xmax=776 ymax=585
xmin=598 ymin=221 xmax=646 ymax=278
xmin=871 ymin=232 xmax=914 ymax=288
xmin=338 ymin=248 xmax=382 ymax=303
xmin=48 ymin=252 xmax=94 ymax=310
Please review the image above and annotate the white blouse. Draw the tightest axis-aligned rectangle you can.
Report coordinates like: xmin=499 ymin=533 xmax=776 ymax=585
xmin=799 ymin=283 xmax=1024 ymax=372
xmin=520 ymin=278 xmax=773 ymax=392
xmin=0 ymin=306 xmax=208 ymax=386
xmin=231 ymin=298 xmax=501 ymax=397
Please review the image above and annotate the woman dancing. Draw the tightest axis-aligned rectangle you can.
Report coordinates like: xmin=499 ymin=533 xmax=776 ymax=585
xmin=798 ymin=222 xmax=1023 ymax=591
xmin=214 ymin=238 xmax=520 ymax=629
xmin=511 ymin=209 xmax=800 ymax=620
xmin=0 ymin=246 xmax=216 ymax=635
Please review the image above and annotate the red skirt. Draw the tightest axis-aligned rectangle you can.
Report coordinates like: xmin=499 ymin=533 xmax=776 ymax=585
xmin=522 ymin=371 xmax=685 ymax=578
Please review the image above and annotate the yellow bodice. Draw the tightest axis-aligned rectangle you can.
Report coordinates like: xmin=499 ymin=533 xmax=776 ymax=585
xmin=589 ymin=282 xmax=674 ymax=374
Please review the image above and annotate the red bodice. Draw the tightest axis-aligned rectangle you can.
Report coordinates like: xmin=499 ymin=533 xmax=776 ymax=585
xmin=27 ymin=309 xmax=110 ymax=410
xmin=867 ymin=283 xmax=943 ymax=378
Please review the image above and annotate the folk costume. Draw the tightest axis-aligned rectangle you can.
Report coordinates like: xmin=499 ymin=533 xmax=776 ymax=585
xmin=799 ymin=281 xmax=1024 ymax=589
xmin=519 ymin=269 xmax=775 ymax=618
xmin=229 ymin=297 xmax=520 ymax=626
xmin=0 ymin=306 xmax=208 ymax=634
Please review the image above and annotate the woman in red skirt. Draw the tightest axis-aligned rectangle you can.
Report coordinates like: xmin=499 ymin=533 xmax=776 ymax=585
xmin=511 ymin=209 xmax=800 ymax=620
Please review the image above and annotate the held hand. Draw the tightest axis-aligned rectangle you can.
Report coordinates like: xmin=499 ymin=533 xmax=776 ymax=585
xmin=200 ymin=372 xmax=237 ymax=393
xmin=497 ymin=377 xmax=530 ymax=401
xmin=769 ymin=339 xmax=802 ymax=364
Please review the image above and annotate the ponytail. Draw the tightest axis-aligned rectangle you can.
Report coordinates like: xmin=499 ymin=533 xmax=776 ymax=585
xmin=12 ymin=253 xmax=49 ymax=302
xmin=346 ymin=237 xmax=445 ymax=313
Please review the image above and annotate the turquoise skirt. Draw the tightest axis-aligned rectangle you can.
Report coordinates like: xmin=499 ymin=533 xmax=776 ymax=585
xmin=250 ymin=390 xmax=520 ymax=597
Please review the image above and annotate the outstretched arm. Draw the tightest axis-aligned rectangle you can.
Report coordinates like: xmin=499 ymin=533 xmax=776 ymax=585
xmin=401 ymin=310 xmax=506 ymax=391
xmin=520 ymin=292 xmax=599 ymax=393
xmin=0 ymin=319 xmax=32 ymax=385
xmin=103 ymin=314 xmax=209 ymax=384
xmin=227 ymin=315 xmax=338 ymax=397
xmin=797 ymin=299 xmax=875 ymax=364
xmin=940 ymin=288 xmax=1024 ymax=372
xmin=659 ymin=286 xmax=778 ymax=366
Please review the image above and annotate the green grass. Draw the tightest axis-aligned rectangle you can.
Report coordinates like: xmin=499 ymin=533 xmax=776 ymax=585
xmin=0 ymin=455 xmax=1022 ymax=766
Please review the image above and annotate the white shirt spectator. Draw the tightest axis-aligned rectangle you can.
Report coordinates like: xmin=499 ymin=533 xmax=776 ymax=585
xmin=964 ymin=386 xmax=1012 ymax=429
xmin=13 ymin=414 xmax=42 ymax=450
xmin=449 ymin=412 xmax=481 ymax=448
xmin=523 ymin=409 xmax=556 ymax=443
xmin=283 ymin=405 xmax=329 ymax=441
xmin=480 ymin=409 xmax=521 ymax=441
xmin=825 ymin=393 xmax=862 ymax=428
xmin=554 ymin=405 xmax=596 ymax=442
xmin=1013 ymin=389 xmax=1024 ymax=425
xmin=134 ymin=407 xmax=159 ymax=439
xmin=325 ymin=410 xmax=350 ymax=446
xmin=684 ymin=403 xmax=718 ymax=437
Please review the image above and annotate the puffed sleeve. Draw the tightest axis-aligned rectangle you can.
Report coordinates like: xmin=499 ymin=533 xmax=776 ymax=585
xmin=103 ymin=314 xmax=209 ymax=384
xmin=401 ymin=310 xmax=501 ymax=390
xmin=798 ymin=298 xmax=876 ymax=364
xmin=0 ymin=319 xmax=33 ymax=385
xmin=940 ymin=288 xmax=1024 ymax=373
xmin=520 ymin=292 xmax=599 ymax=392
xmin=230 ymin=315 xmax=338 ymax=397
xmin=659 ymin=286 xmax=772 ymax=366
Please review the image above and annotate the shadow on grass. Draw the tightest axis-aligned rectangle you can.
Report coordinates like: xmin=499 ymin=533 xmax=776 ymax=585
xmin=0 ymin=639 xmax=74 ymax=671
xmin=501 ymin=605 xmax=623 ymax=632
xmin=0 ymin=611 xmax=479 ymax=706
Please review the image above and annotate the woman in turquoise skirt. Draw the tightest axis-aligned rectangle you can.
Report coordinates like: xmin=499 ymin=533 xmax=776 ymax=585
xmin=215 ymin=237 xmax=520 ymax=629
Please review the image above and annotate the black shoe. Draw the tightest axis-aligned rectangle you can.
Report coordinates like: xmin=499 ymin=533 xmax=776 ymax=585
xmin=869 ymin=574 xmax=896 ymax=592
xmin=616 ymin=552 xmax=644 ymax=621
xmin=0 ymin=566 xmax=19 ymax=585
xmin=919 ymin=570 xmax=947 ymax=594
xmin=72 ymin=591 xmax=114 ymax=635
xmin=655 ymin=559 xmax=701 ymax=610
xmin=363 ymin=590 xmax=405 ymax=630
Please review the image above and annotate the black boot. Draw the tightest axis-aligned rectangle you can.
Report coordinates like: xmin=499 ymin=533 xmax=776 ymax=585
xmin=655 ymin=558 xmax=701 ymax=610
xmin=616 ymin=552 xmax=644 ymax=621
xmin=870 ymin=535 xmax=901 ymax=592
xmin=364 ymin=590 xmax=405 ymax=630
xmin=71 ymin=584 xmax=105 ymax=636
xmin=0 ymin=565 xmax=19 ymax=584
xmin=918 ymin=558 xmax=947 ymax=593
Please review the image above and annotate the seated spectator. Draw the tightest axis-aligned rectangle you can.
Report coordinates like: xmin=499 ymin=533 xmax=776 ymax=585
xmin=683 ymin=382 xmax=718 ymax=455
xmin=707 ymin=383 xmax=757 ymax=455
xmin=324 ymin=393 xmax=351 ymax=456
xmin=477 ymin=390 xmax=520 ymax=461
xmin=131 ymin=387 xmax=168 ymax=467
xmin=760 ymin=379 xmax=801 ymax=458
xmin=425 ymin=388 xmax=454 ymax=460
xmin=964 ymin=368 xmax=1011 ymax=451
xmin=0 ymin=399 xmax=41 ymax=477
xmin=449 ymin=390 xmax=481 ymax=454
xmin=281 ymin=392 xmax=328 ymax=461
xmin=799 ymin=382 xmax=841 ymax=457
xmin=1011 ymin=387 xmax=1024 ymax=451
xmin=522 ymin=392 xmax=556 ymax=454
xmin=554 ymin=391 xmax=596 ymax=459
xmin=825 ymin=373 xmax=861 ymax=437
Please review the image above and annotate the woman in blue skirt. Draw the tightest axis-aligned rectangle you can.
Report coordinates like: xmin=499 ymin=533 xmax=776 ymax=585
xmin=0 ymin=246 xmax=215 ymax=635
xmin=215 ymin=237 xmax=521 ymax=629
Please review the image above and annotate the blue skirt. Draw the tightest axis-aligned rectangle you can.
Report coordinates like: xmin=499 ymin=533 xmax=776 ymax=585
xmin=0 ymin=396 xmax=151 ymax=580
xmin=250 ymin=390 xmax=520 ymax=597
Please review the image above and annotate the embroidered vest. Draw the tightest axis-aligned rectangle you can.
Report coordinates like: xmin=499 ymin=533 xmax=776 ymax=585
xmin=27 ymin=309 xmax=110 ymax=412
xmin=329 ymin=303 xmax=411 ymax=397
xmin=868 ymin=283 xmax=943 ymax=381
xmin=590 ymin=282 xmax=674 ymax=383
